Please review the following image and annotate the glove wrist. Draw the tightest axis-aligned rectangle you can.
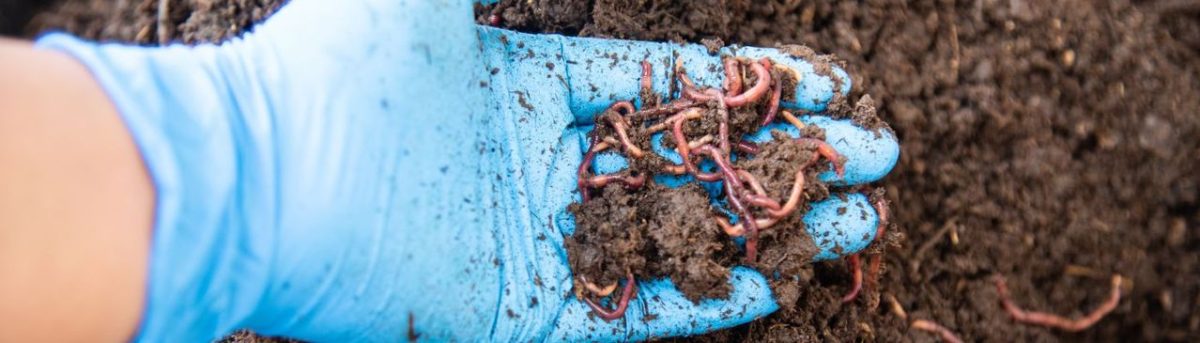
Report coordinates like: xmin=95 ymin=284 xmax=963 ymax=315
xmin=36 ymin=33 xmax=274 ymax=342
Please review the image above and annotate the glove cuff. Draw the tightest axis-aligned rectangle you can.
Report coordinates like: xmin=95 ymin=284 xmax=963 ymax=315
xmin=35 ymin=33 xmax=274 ymax=342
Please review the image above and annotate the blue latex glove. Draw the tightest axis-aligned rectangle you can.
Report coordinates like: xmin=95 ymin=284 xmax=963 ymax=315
xmin=36 ymin=0 xmax=898 ymax=341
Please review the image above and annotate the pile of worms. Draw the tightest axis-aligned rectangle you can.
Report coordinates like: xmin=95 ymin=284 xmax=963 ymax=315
xmin=572 ymin=57 xmax=893 ymax=321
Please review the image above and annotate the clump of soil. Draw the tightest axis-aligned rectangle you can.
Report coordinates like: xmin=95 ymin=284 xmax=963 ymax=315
xmin=483 ymin=0 xmax=1200 ymax=342
xmin=567 ymin=54 xmax=879 ymax=309
xmin=568 ymin=183 xmax=739 ymax=301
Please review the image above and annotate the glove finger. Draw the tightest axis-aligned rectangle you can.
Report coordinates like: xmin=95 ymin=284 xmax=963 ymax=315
xmin=742 ymin=116 xmax=900 ymax=186
xmin=553 ymin=32 xmax=848 ymax=123
xmin=804 ymin=191 xmax=879 ymax=261
xmin=727 ymin=46 xmax=852 ymax=112
xmin=547 ymin=267 xmax=776 ymax=342
xmin=591 ymin=116 xmax=898 ymax=187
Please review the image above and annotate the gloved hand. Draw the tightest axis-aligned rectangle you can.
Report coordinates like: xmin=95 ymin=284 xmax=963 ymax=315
xmin=36 ymin=0 xmax=898 ymax=341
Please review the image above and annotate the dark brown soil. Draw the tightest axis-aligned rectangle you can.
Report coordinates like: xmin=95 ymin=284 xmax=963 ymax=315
xmin=568 ymin=183 xmax=741 ymax=302
xmin=14 ymin=0 xmax=285 ymax=44
xmin=4 ymin=0 xmax=1198 ymax=341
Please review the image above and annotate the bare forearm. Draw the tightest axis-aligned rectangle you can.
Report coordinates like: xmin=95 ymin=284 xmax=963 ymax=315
xmin=0 ymin=38 xmax=153 ymax=342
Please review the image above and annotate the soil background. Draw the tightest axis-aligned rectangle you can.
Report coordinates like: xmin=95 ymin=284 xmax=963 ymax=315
xmin=3 ymin=0 xmax=1198 ymax=342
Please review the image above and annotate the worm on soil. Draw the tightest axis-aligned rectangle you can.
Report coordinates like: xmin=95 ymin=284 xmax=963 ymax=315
xmin=842 ymin=254 xmax=863 ymax=303
xmin=993 ymin=274 xmax=1124 ymax=332
xmin=911 ymin=319 xmax=964 ymax=343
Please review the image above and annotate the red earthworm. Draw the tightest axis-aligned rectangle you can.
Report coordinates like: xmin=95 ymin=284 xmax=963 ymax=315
xmin=796 ymin=138 xmax=846 ymax=178
xmin=600 ymin=102 xmax=644 ymax=158
xmin=760 ymin=61 xmax=784 ymax=126
xmin=631 ymin=99 xmax=696 ymax=120
xmin=723 ymin=60 xmax=771 ymax=107
xmin=714 ymin=215 xmax=780 ymax=237
xmin=743 ymin=193 xmax=782 ymax=211
xmin=842 ymin=254 xmax=863 ymax=303
xmin=576 ymin=141 xmax=612 ymax=202
xmin=734 ymin=141 xmax=760 ymax=155
xmin=692 ymin=145 xmax=742 ymax=193
xmin=765 ymin=163 xmax=810 ymax=218
xmin=736 ymin=170 xmax=768 ymax=196
xmin=609 ymin=100 xmax=635 ymax=116
xmin=764 ymin=139 xmax=844 ymax=218
xmin=640 ymin=60 xmax=653 ymax=95
xmin=780 ymin=110 xmax=806 ymax=131
xmin=993 ymin=274 xmax=1124 ymax=332
xmin=583 ymin=273 xmax=637 ymax=321
xmin=580 ymin=275 xmax=618 ymax=297
xmin=911 ymin=319 xmax=964 ymax=343
xmin=674 ymin=111 xmax=722 ymax=182
xmin=723 ymin=58 xmax=743 ymax=96
xmin=865 ymin=197 xmax=890 ymax=292
xmin=693 ymin=144 xmax=761 ymax=261
xmin=585 ymin=172 xmax=646 ymax=189
xmin=706 ymin=89 xmax=731 ymax=154
xmin=675 ymin=61 xmax=716 ymax=102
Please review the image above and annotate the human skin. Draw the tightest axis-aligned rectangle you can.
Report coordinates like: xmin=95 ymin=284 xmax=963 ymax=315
xmin=0 ymin=38 xmax=153 ymax=342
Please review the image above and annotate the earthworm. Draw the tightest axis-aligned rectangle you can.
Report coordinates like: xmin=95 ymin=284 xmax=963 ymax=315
xmin=585 ymin=172 xmax=646 ymax=190
xmin=576 ymin=141 xmax=612 ymax=202
xmin=734 ymin=141 xmax=760 ymax=155
xmin=640 ymin=60 xmax=653 ymax=95
xmin=678 ymin=59 xmax=770 ymax=108
xmin=796 ymin=138 xmax=846 ymax=178
xmin=842 ymin=254 xmax=863 ymax=303
xmin=631 ymin=99 xmax=696 ymax=120
xmin=662 ymin=135 xmax=722 ymax=175
xmin=780 ymin=110 xmax=807 ymax=131
xmin=993 ymin=274 xmax=1124 ymax=332
xmin=743 ymin=193 xmax=782 ymax=211
xmin=714 ymin=215 xmax=780 ymax=237
xmin=723 ymin=58 xmax=743 ymax=96
xmin=714 ymin=91 xmax=731 ymax=154
xmin=689 ymin=135 xmax=715 ymax=149
xmin=673 ymin=111 xmax=722 ymax=182
xmin=693 ymin=145 xmax=743 ymax=196
xmin=580 ymin=275 xmax=618 ymax=297
xmin=765 ymin=165 xmax=809 ymax=218
xmin=675 ymin=61 xmax=716 ymax=102
xmin=645 ymin=106 xmax=702 ymax=133
xmin=723 ymin=60 xmax=771 ymax=107
xmin=714 ymin=170 xmax=785 ymax=237
xmin=694 ymin=144 xmax=762 ymax=261
xmin=911 ymin=319 xmax=964 ymax=343
xmin=607 ymin=100 xmax=635 ymax=120
xmin=583 ymin=273 xmax=637 ymax=321
xmin=765 ymin=138 xmax=844 ymax=218
xmin=600 ymin=101 xmax=644 ymax=158
xmin=865 ymin=197 xmax=890 ymax=292
xmin=736 ymin=170 xmax=768 ymax=196
xmin=760 ymin=60 xmax=784 ymax=126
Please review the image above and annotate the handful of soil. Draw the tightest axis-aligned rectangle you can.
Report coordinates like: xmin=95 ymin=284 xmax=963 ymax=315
xmin=567 ymin=56 xmax=883 ymax=320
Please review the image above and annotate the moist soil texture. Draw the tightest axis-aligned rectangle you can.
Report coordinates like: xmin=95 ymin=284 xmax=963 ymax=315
xmin=4 ymin=0 xmax=1198 ymax=342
